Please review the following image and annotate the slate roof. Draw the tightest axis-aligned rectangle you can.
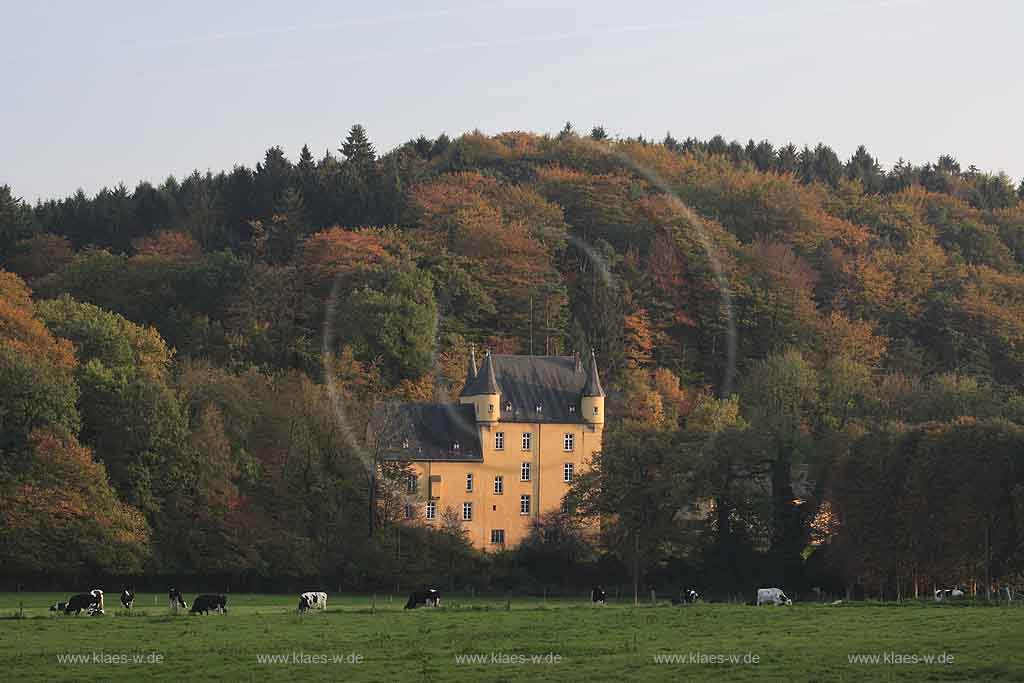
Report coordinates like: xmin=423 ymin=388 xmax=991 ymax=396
xmin=462 ymin=351 xmax=502 ymax=396
xmin=490 ymin=354 xmax=588 ymax=424
xmin=381 ymin=403 xmax=482 ymax=462
xmin=582 ymin=349 xmax=606 ymax=397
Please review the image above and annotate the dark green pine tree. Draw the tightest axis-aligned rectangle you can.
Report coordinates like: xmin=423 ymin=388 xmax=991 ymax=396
xmin=254 ymin=146 xmax=294 ymax=218
xmin=776 ymin=143 xmax=799 ymax=174
xmin=590 ymin=125 xmax=608 ymax=141
xmin=339 ymin=124 xmax=378 ymax=225
xmin=845 ymin=145 xmax=884 ymax=193
xmin=340 ymin=124 xmax=376 ymax=171
xmin=0 ymin=185 xmax=35 ymax=260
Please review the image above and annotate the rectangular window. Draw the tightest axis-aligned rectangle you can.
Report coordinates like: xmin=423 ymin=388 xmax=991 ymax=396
xmin=466 ymin=473 xmax=473 ymax=492
xmin=425 ymin=501 xmax=436 ymax=520
xmin=495 ymin=432 xmax=504 ymax=450
xmin=564 ymin=433 xmax=575 ymax=451
xmin=564 ymin=463 xmax=575 ymax=483
xmin=463 ymin=502 xmax=473 ymax=521
xmin=490 ymin=529 xmax=505 ymax=545
xmin=407 ymin=476 xmax=418 ymax=495
xmin=520 ymin=494 xmax=531 ymax=516
xmin=522 ymin=432 xmax=531 ymax=451
xmin=560 ymin=499 xmax=568 ymax=514
xmin=521 ymin=462 xmax=531 ymax=482
xmin=404 ymin=504 xmax=414 ymax=519
xmin=494 ymin=475 xmax=504 ymax=495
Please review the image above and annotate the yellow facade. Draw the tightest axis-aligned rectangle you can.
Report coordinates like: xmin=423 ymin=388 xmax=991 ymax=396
xmin=409 ymin=420 xmax=603 ymax=549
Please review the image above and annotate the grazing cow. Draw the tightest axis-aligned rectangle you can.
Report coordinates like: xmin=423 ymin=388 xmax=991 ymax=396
xmin=120 ymin=589 xmax=134 ymax=610
xmin=404 ymin=589 xmax=441 ymax=609
xmin=591 ymin=586 xmax=607 ymax=605
xmin=58 ymin=593 xmax=102 ymax=615
xmin=190 ymin=594 xmax=228 ymax=614
xmin=934 ymin=588 xmax=966 ymax=602
xmin=756 ymin=588 xmax=792 ymax=606
xmin=298 ymin=591 xmax=328 ymax=613
xmin=672 ymin=589 xmax=700 ymax=605
xmin=168 ymin=588 xmax=188 ymax=611
xmin=89 ymin=589 xmax=105 ymax=613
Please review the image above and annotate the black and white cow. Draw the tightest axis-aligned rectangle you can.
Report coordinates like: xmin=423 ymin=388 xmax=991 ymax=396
xmin=54 ymin=593 xmax=102 ymax=615
xmin=190 ymin=594 xmax=227 ymax=614
xmin=120 ymin=589 xmax=135 ymax=610
xmin=591 ymin=586 xmax=607 ymax=605
xmin=168 ymin=588 xmax=188 ymax=611
xmin=672 ymin=589 xmax=700 ymax=605
xmin=404 ymin=589 xmax=441 ymax=609
xmin=89 ymin=589 xmax=105 ymax=613
xmin=298 ymin=591 xmax=328 ymax=613
xmin=934 ymin=588 xmax=966 ymax=602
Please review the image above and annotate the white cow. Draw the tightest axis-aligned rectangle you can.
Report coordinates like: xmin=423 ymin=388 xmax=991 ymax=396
xmin=756 ymin=587 xmax=792 ymax=606
xmin=934 ymin=588 xmax=965 ymax=602
xmin=298 ymin=591 xmax=328 ymax=612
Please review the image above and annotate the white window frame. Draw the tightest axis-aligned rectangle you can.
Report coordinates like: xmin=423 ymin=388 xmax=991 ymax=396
xmin=405 ymin=504 xmax=414 ymax=519
xmin=520 ymin=494 xmax=531 ymax=516
xmin=494 ymin=475 xmax=504 ymax=495
xmin=521 ymin=462 xmax=531 ymax=482
xmin=425 ymin=501 xmax=436 ymax=520
xmin=495 ymin=432 xmax=504 ymax=450
xmin=491 ymin=529 xmax=505 ymax=545
xmin=407 ymin=476 xmax=418 ymax=495
xmin=463 ymin=502 xmax=473 ymax=521
xmin=564 ymin=432 xmax=575 ymax=451
xmin=522 ymin=432 xmax=531 ymax=451
xmin=564 ymin=462 xmax=575 ymax=483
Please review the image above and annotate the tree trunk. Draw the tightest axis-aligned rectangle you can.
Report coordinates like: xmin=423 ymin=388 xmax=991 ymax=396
xmin=367 ymin=470 xmax=377 ymax=538
xmin=633 ymin=531 xmax=640 ymax=606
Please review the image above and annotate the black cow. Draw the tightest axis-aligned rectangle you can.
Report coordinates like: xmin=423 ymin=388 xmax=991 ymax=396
xmin=168 ymin=588 xmax=188 ymax=611
xmin=672 ymin=589 xmax=700 ymax=605
xmin=190 ymin=594 xmax=227 ymax=614
xmin=56 ymin=593 xmax=101 ymax=615
xmin=404 ymin=589 xmax=441 ymax=609
xmin=591 ymin=586 xmax=607 ymax=604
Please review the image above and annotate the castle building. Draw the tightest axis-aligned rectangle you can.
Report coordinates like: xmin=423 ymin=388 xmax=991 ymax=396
xmin=384 ymin=349 xmax=606 ymax=549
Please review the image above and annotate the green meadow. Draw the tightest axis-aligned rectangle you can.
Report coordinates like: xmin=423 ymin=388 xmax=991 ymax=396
xmin=1 ymin=593 xmax=1022 ymax=681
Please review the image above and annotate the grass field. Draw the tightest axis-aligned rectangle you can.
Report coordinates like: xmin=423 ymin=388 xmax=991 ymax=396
xmin=1 ymin=592 xmax=1023 ymax=681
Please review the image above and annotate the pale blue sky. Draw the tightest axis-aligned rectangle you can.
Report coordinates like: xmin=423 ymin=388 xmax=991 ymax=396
xmin=4 ymin=0 xmax=1021 ymax=201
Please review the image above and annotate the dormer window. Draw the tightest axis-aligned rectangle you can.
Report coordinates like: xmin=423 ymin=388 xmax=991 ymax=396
xmin=535 ymin=404 xmax=543 ymax=413
xmin=505 ymin=401 xmax=512 ymax=412
xmin=569 ymin=405 xmax=576 ymax=414
xmin=402 ymin=439 xmax=410 ymax=449
xmin=453 ymin=441 xmax=460 ymax=451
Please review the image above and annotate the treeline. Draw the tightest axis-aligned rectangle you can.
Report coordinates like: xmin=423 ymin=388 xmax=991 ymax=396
xmin=2 ymin=125 xmax=1024 ymax=596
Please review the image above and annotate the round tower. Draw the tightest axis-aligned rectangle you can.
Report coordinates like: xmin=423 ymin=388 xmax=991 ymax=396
xmin=461 ymin=350 xmax=501 ymax=423
xmin=581 ymin=349 xmax=605 ymax=426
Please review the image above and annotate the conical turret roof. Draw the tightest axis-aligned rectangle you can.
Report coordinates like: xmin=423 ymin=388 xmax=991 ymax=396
xmin=582 ymin=349 xmax=605 ymax=397
xmin=459 ymin=347 xmax=478 ymax=396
